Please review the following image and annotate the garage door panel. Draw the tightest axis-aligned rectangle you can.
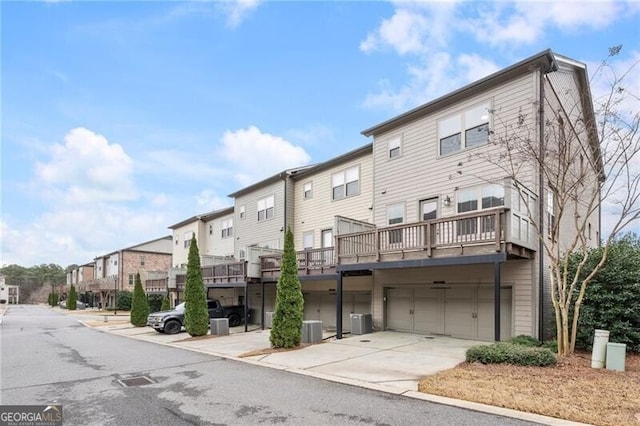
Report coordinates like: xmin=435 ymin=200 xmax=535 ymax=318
xmin=386 ymin=288 xmax=413 ymax=332
xmin=414 ymin=288 xmax=443 ymax=334
xmin=304 ymin=293 xmax=320 ymax=321
xmin=477 ymin=287 xmax=513 ymax=341
xmin=444 ymin=297 xmax=474 ymax=339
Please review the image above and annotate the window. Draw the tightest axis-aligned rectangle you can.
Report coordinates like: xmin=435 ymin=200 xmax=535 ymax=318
xmin=184 ymin=231 xmax=193 ymax=248
xmin=175 ymin=238 xmax=178 ymax=245
xmin=302 ymin=231 xmax=314 ymax=249
xmin=388 ymin=137 xmax=401 ymax=159
xmin=438 ymin=102 xmax=490 ymax=155
xmin=303 ymin=182 xmax=313 ymax=200
xmin=420 ymin=198 xmax=438 ymax=221
xmin=140 ymin=256 xmax=145 ymax=266
xmin=457 ymin=184 xmax=505 ymax=235
xmin=257 ymin=195 xmax=274 ymax=221
xmin=128 ymin=274 xmax=134 ymax=286
xmin=547 ymin=192 xmax=555 ymax=237
xmin=332 ymin=166 xmax=359 ymax=200
xmin=387 ymin=203 xmax=405 ymax=244
xmin=221 ymin=218 xmax=233 ymax=238
xmin=239 ymin=205 xmax=246 ymax=219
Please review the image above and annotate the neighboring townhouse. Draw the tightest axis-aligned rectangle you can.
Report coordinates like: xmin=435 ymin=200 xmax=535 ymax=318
xmin=165 ymin=207 xmax=235 ymax=305
xmin=334 ymin=49 xmax=600 ymax=341
xmin=66 ymin=263 xmax=95 ymax=294
xmin=0 ymin=275 xmax=19 ymax=304
xmin=88 ymin=236 xmax=172 ymax=309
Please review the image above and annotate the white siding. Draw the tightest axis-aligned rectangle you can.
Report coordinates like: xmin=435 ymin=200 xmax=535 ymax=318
xmin=293 ymin=152 xmax=374 ymax=250
xmin=171 ymin=221 xmax=205 ymax=268
xmin=203 ymin=214 xmax=235 ymax=258
xmin=371 ymin=73 xmax=539 ymax=228
xmin=233 ymin=180 xmax=286 ymax=258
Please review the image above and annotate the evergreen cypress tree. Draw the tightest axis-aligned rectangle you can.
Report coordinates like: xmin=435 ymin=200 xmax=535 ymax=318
xmin=270 ymin=228 xmax=304 ymax=348
xmin=130 ymin=272 xmax=150 ymax=326
xmin=184 ymin=236 xmax=209 ymax=336
xmin=67 ymin=285 xmax=77 ymax=310
xmin=161 ymin=295 xmax=171 ymax=311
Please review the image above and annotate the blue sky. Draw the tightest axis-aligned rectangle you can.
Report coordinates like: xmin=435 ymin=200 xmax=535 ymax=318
xmin=2 ymin=0 xmax=639 ymax=267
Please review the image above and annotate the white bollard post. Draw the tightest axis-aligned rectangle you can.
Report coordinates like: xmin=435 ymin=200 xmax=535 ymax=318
xmin=591 ymin=329 xmax=610 ymax=368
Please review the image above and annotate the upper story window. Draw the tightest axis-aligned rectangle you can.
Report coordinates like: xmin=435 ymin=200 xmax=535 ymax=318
xmin=239 ymin=205 xmax=246 ymax=219
xmin=257 ymin=195 xmax=274 ymax=221
xmin=140 ymin=256 xmax=145 ymax=266
xmin=184 ymin=231 xmax=193 ymax=248
xmin=438 ymin=102 xmax=490 ymax=156
xmin=457 ymin=183 xmax=504 ymax=235
xmin=303 ymin=182 xmax=313 ymax=200
xmin=332 ymin=166 xmax=359 ymax=200
xmin=388 ymin=137 xmax=401 ymax=159
xmin=547 ymin=192 xmax=555 ymax=237
xmin=387 ymin=203 xmax=405 ymax=244
xmin=221 ymin=218 xmax=233 ymax=238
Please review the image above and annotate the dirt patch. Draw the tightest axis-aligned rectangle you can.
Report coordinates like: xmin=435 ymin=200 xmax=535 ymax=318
xmin=238 ymin=343 xmax=316 ymax=358
xmin=419 ymin=351 xmax=640 ymax=426
xmin=176 ymin=334 xmax=218 ymax=342
xmin=84 ymin=320 xmax=131 ymax=327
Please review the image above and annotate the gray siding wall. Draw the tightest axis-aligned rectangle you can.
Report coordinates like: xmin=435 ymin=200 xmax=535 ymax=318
xmin=203 ymin=214 xmax=235 ymax=258
xmin=233 ymin=179 xmax=286 ymax=258
xmin=293 ymin=152 xmax=374 ymax=249
xmin=284 ymin=176 xmax=296 ymax=235
xmin=371 ymin=73 xmax=539 ymax=228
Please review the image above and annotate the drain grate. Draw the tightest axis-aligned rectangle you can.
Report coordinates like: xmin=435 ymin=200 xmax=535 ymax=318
xmin=360 ymin=339 xmax=371 ymax=343
xmin=118 ymin=376 xmax=154 ymax=387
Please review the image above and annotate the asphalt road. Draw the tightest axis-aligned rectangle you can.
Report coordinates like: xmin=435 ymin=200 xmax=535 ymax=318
xmin=0 ymin=305 xmax=538 ymax=425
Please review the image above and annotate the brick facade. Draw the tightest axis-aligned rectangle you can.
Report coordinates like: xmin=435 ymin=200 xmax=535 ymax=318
xmin=120 ymin=250 xmax=172 ymax=292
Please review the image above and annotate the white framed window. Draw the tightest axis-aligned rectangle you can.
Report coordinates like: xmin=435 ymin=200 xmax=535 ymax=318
xmin=388 ymin=137 xmax=401 ymax=159
xmin=221 ymin=218 xmax=233 ymax=238
xmin=257 ymin=195 xmax=274 ymax=221
xmin=302 ymin=231 xmax=314 ymax=249
xmin=420 ymin=198 xmax=438 ymax=221
xmin=387 ymin=203 xmax=405 ymax=244
xmin=332 ymin=166 xmax=360 ymax=200
xmin=438 ymin=102 xmax=490 ymax=156
xmin=547 ymin=192 xmax=555 ymax=237
xmin=303 ymin=182 xmax=313 ymax=200
xmin=456 ymin=184 xmax=505 ymax=235
xmin=140 ymin=256 xmax=145 ymax=266
xmin=239 ymin=205 xmax=246 ymax=219
xmin=128 ymin=274 xmax=135 ymax=286
xmin=184 ymin=231 xmax=194 ymax=248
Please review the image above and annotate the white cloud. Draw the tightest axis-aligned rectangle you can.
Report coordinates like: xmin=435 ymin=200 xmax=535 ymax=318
xmin=35 ymin=127 xmax=136 ymax=203
xmin=219 ymin=0 xmax=262 ymax=29
xmin=220 ymin=125 xmax=311 ymax=186
xmin=195 ymin=189 xmax=232 ymax=210
xmin=141 ymin=149 xmax=227 ymax=182
xmin=364 ymin=52 xmax=500 ymax=112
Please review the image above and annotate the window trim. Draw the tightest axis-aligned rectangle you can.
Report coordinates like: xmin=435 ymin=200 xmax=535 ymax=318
xmin=438 ymin=101 xmax=491 ymax=157
xmin=303 ymin=181 xmax=313 ymax=200
xmin=221 ymin=218 xmax=233 ymax=239
xmin=239 ymin=205 xmax=246 ymax=220
xmin=388 ymin=137 xmax=401 ymax=159
xmin=302 ymin=231 xmax=314 ymax=249
xmin=332 ymin=165 xmax=360 ymax=201
xmin=257 ymin=195 xmax=275 ymax=222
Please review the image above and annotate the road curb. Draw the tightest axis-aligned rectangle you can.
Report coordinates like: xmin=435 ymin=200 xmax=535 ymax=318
xmin=80 ymin=322 xmax=588 ymax=426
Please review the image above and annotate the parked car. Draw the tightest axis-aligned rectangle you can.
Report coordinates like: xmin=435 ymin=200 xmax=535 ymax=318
xmin=146 ymin=299 xmax=247 ymax=334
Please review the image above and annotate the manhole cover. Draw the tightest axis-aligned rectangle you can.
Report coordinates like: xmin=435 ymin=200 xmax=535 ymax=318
xmin=118 ymin=376 xmax=154 ymax=387
xmin=360 ymin=339 xmax=371 ymax=343
xmin=424 ymin=336 xmax=434 ymax=340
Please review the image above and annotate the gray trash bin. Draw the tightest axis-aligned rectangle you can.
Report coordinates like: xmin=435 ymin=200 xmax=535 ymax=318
xmin=265 ymin=311 xmax=274 ymax=329
xmin=210 ymin=318 xmax=229 ymax=336
xmin=350 ymin=313 xmax=372 ymax=335
xmin=301 ymin=320 xmax=323 ymax=343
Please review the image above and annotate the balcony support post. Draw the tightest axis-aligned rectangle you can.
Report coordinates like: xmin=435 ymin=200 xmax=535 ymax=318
xmin=336 ymin=272 xmax=344 ymax=340
xmin=494 ymin=261 xmax=502 ymax=342
xmin=261 ymin=279 xmax=265 ymax=330
xmin=244 ymin=283 xmax=249 ymax=332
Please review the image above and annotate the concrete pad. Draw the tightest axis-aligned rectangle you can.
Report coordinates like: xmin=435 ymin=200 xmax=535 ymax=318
xmin=259 ymin=341 xmax=379 ymax=370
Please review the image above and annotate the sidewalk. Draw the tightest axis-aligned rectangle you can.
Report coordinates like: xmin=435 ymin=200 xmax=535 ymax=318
xmin=82 ymin=318 xmax=587 ymax=426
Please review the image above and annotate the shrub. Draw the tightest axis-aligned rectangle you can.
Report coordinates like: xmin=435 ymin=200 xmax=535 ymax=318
xmin=67 ymin=285 xmax=78 ymax=310
xmin=466 ymin=343 xmax=556 ymax=367
xmin=160 ymin=296 xmax=170 ymax=311
xmin=130 ymin=273 xmax=150 ymax=327
xmin=569 ymin=233 xmax=640 ymax=353
xmin=542 ymin=339 xmax=558 ymax=353
xmin=147 ymin=294 xmax=164 ymax=313
xmin=508 ymin=335 xmax=540 ymax=346
xmin=184 ymin=237 xmax=209 ymax=337
xmin=270 ymin=228 xmax=304 ymax=348
xmin=116 ymin=291 xmax=132 ymax=311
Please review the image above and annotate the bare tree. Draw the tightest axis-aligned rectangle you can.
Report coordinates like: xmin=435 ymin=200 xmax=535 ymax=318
xmin=481 ymin=47 xmax=639 ymax=356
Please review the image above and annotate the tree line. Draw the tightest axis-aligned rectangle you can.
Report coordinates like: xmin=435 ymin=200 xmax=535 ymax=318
xmin=0 ymin=263 xmax=69 ymax=302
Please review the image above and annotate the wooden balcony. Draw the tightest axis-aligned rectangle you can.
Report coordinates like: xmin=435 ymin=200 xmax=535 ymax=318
xmin=260 ymin=247 xmax=337 ymax=280
xmin=336 ymin=208 xmax=525 ymax=264
xmin=145 ymin=278 xmax=167 ymax=293
xmin=86 ymin=278 xmax=117 ymax=292
xmin=201 ymin=262 xmax=247 ymax=284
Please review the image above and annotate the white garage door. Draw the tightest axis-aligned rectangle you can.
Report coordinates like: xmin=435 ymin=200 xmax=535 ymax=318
xmin=385 ymin=285 xmax=512 ymax=341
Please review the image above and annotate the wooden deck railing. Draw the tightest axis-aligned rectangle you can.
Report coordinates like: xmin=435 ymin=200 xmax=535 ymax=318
xmin=337 ymin=208 xmax=508 ymax=262
xmin=260 ymin=247 xmax=336 ymax=276
xmin=145 ymin=278 xmax=167 ymax=292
